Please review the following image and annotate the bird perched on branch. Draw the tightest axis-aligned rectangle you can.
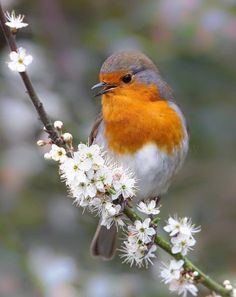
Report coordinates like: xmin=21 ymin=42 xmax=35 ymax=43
xmin=90 ymin=51 xmax=189 ymax=259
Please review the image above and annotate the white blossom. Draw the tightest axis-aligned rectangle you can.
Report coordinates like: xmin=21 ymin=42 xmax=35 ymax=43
xmin=169 ymin=278 xmax=198 ymax=297
xmin=164 ymin=216 xmax=200 ymax=237
xmin=101 ymin=203 xmax=124 ymax=229
xmin=160 ymin=260 xmax=184 ymax=284
xmin=5 ymin=11 xmax=28 ymax=30
xmin=48 ymin=144 xmax=66 ymax=162
xmin=60 ymin=157 xmax=87 ymax=186
xmin=73 ymin=182 xmax=88 ymax=200
xmin=85 ymin=183 xmax=97 ymax=198
xmin=44 ymin=152 xmax=52 ymax=160
xmin=160 ymin=259 xmax=198 ymax=297
xmin=112 ymin=168 xmax=135 ymax=199
xmin=143 ymin=244 xmax=157 ymax=266
xmin=128 ymin=218 xmax=156 ymax=244
xmin=137 ymin=200 xmax=160 ymax=215
xmin=8 ymin=47 xmax=33 ymax=72
xmin=164 ymin=216 xmax=200 ymax=256
xmin=77 ymin=143 xmax=104 ymax=171
xmin=171 ymin=234 xmax=196 ymax=256
xmin=94 ymin=168 xmax=113 ymax=192
xmin=120 ymin=239 xmax=157 ymax=268
xmin=120 ymin=240 xmax=141 ymax=267
xmin=120 ymin=216 xmax=157 ymax=268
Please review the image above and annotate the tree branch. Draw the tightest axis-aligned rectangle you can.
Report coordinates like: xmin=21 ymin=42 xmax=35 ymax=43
xmin=0 ymin=4 xmax=231 ymax=297
xmin=124 ymin=206 xmax=231 ymax=297
xmin=0 ymin=3 xmax=65 ymax=148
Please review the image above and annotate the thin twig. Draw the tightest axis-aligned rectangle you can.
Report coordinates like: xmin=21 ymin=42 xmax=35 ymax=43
xmin=0 ymin=3 xmax=65 ymax=148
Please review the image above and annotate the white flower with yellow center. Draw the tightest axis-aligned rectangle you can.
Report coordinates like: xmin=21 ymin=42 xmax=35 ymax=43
xmin=128 ymin=218 xmax=156 ymax=244
xmin=171 ymin=234 xmax=196 ymax=256
xmin=49 ymin=144 xmax=66 ymax=162
xmin=8 ymin=47 xmax=33 ymax=72
xmin=164 ymin=216 xmax=200 ymax=237
xmin=112 ymin=169 xmax=136 ymax=199
xmin=137 ymin=200 xmax=160 ymax=215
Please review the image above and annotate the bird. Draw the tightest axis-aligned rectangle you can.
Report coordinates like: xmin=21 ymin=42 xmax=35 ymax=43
xmin=89 ymin=51 xmax=189 ymax=260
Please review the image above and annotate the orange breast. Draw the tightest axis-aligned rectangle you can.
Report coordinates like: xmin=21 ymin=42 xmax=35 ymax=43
xmin=102 ymin=83 xmax=185 ymax=155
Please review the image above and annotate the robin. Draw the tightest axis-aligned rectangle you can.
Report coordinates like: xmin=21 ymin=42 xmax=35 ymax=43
xmin=89 ymin=51 xmax=189 ymax=259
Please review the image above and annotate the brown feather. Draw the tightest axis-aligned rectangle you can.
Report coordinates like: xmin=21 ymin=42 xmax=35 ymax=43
xmin=90 ymin=224 xmax=117 ymax=260
xmin=89 ymin=112 xmax=117 ymax=259
xmin=88 ymin=112 xmax=103 ymax=145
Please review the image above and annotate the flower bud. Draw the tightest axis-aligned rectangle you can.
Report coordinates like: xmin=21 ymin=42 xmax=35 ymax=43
xmin=62 ymin=132 xmax=73 ymax=143
xmin=185 ymin=273 xmax=191 ymax=280
xmin=223 ymin=280 xmax=230 ymax=286
xmin=225 ymin=285 xmax=233 ymax=291
xmin=54 ymin=120 xmax=63 ymax=130
xmin=193 ymin=271 xmax=199 ymax=277
xmin=37 ymin=140 xmax=46 ymax=147
xmin=44 ymin=153 xmax=52 ymax=160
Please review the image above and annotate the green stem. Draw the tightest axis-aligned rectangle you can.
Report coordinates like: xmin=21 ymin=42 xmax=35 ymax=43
xmin=124 ymin=207 xmax=231 ymax=297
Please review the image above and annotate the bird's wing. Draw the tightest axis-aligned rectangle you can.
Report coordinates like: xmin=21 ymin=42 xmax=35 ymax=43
xmin=88 ymin=112 xmax=103 ymax=145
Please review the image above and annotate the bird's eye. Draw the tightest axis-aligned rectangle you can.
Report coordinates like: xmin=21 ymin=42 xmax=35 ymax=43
xmin=121 ymin=74 xmax=132 ymax=84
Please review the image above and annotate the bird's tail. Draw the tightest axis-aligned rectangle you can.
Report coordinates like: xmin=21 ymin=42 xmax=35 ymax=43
xmin=90 ymin=223 xmax=117 ymax=260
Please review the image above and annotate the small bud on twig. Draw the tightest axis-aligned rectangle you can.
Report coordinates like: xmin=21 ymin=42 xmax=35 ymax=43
xmin=62 ymin=132 xmax=73 ymax=143
xmin=54 ymin=120 xmax=63 ymax=130
xmin=37 ymin=140 xmax=46 ymax=147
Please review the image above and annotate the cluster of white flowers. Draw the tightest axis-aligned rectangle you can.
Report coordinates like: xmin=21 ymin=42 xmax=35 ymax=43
xmin=120 ymin=218 xmax=157 ymax=268
xmin=42 ymin=125 xmax=136 ymax=230
xmin=4 ymin=11 xmax=33 ymax=73
xmin=160 ymin=259 xmax=199 ymax=297
xmin=164 ymin=216 xmax=201 ymax=256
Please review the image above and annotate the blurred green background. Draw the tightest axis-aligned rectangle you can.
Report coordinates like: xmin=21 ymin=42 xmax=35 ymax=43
xmin=0 ymin=0 xmax=236 ymax=296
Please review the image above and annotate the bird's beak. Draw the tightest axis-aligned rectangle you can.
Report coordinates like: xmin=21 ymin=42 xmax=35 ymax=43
xmin=91 ymin=82 xmax=117 ymax=97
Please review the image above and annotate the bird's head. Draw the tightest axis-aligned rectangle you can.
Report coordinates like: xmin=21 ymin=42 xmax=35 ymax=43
xmin=92 ymin=51 xmax=174 ymax=102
